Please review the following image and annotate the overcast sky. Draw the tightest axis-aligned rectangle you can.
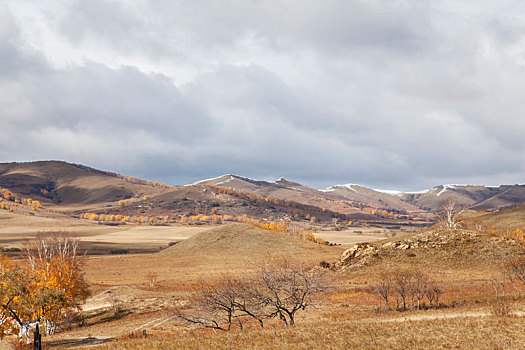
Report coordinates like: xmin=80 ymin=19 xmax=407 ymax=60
xmin=1 ymin=1 xmax=525 ymax=190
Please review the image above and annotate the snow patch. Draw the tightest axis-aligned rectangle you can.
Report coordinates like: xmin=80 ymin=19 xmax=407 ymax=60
xmin=320 ymin=184 xmax=359 ymax=193
xmin=373 ymin=189 xmax=404 ymax=196
xmin=373 ymin=188 xmax=432 ymax=196
xmin=192 ymin=174 xmax=234 ymax=185
xmin=404 ymin=188 xmax=432 ymax=195
xmin=214 ymin=176 xmax=236 ymax=186
xmin=436 ymin=184 xmax=457 ymax=196
xmin=319 ymin=188 xmax=334 ymax=192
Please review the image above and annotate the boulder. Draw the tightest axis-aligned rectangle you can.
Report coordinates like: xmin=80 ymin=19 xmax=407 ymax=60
xmin=341 ymin=243 xmax=375 ymax=266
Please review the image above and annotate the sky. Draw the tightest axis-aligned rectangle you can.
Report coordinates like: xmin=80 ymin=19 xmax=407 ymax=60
xmin=1 ymin=0 xmax=525 ymax=190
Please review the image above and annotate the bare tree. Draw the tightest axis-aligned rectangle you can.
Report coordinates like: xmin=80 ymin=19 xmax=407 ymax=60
xmin=425 ymin=282 xmax=443 ymax=308
xmin=503 ymin=258 xmax=525 ymax=299
xmin=506 ymin=257 xmax=525 ymax=286
xmin=372 ymin=269 xmax=443 ymax=311
xmin=393 ymin=269 xmax=412 ymax=311
xmin=408 ymin=270 xmax=428 ymax=310
xmin=254 ymin=258 xmax=326 ymax=326
xmin=176 ymin=276 xmax=266 ymax=332
xmin=145 ymin=272 xmax=158 ymax=288
xmin=176 ymin=258 xmax=326 ymax=330
xmin=373 ymin=271 xmax=393 ymax=311
xmin=437 ymin=199 xmax=464 ymax=230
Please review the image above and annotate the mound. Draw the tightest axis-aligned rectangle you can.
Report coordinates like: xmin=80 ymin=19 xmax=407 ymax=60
xmin=340 ymin=229 xmax=524 ymax=271
xmin=160 ymin=223 xmax=341 ymax=261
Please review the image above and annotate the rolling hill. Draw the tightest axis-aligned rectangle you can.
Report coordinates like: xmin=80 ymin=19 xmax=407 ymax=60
xmin=192 ymin=174 xmax=420 ymax=219
xmin=1 ymin=161 xmax=523 ymax=225
xmin=0 ymin=161 xmax=171 ymax=206
xmin=321 ymin=183 xmax=525 ymax=212
xmin=465 ymin=204 xmax=525 ymax=232
xmin=160 ymin=223 xmax=342 ymax=262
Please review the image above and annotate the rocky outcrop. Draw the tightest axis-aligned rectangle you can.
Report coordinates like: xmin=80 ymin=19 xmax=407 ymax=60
xmin=340 ymin=243 xmax=377 ymax=266
xmin=339 ymin=229 xmax=524 ymax=270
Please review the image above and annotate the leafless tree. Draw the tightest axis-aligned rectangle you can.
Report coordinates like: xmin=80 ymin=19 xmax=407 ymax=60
xmin=373 ymin=271 xmax=393 ymax=311
xmin=393 ymin=269 xmax=412 ymax=311
xmin=176 ymin=258 xmax=326 ymax=330
xmin=409 ymin=270 xmax=429 ymax=310
xmin=489 ymin=271 xmax=513 ymax=316
xmin=506 ymin=257 xmax=525 ymax=286
xmin=425 ymin=282 xmax=443 ymax=308
xmin=253 ymin=258 xmax=326 ymax=326
xmin=373 ymin=269 xmax=443 ymax=311
xmin=437 ymin=199 xmax=464 ymax=230
xmin=176 ymin=276 xmax=266 ymax=332
xmin=145 ymin=272 xmax=158 ymax=288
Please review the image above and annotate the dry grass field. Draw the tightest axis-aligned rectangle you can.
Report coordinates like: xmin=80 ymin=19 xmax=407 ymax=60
xmin=0 ymin=211 xmax=210 ymax=254
xmin=314 ymin=227 xmax=393 ymax=245
xmin=1 ymin=214 xmax=524 ymax=349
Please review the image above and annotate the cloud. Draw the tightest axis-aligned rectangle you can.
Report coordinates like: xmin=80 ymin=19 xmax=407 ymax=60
xmin=2 ymin=1 xmax=525 ymax=190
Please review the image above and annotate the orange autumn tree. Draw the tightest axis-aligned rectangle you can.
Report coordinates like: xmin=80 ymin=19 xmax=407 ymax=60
xmin=0 ymin=254 xmax=35 ymax=339
xmin=24 ymin=232 xmax=90 ymax=335
xmin=0 ymin=232 xmax=90 ymax=340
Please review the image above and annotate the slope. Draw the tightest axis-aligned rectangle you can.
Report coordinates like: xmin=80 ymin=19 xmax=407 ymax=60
xmin=0 ymin=161 xmax=171 ymax=206
xmin=160 ymin=223 xmax=342 ymax=262
xmin=194 ymin=175 xmax=387 ymax=217
xmin=466 ymin=205 xmax=525 ymax=232
xmin=321 ymin=184 xmax=421 ymax=212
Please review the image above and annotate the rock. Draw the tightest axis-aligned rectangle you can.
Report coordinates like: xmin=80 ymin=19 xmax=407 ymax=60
xmin=382 ymin=241 xmax=396 ymax=249
xmin=341 ymin=243 xmax=372 ymax=266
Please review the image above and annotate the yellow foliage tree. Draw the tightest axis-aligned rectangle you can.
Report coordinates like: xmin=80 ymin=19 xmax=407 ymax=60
xmin=0 ymin=232 xmax=89 ymax=340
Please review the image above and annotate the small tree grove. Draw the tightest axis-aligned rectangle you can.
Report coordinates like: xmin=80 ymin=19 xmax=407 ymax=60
xmin=372 ymin=269 xmax=443 ymax=311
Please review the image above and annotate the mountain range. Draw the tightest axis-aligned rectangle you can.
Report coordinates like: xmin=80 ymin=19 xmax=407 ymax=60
xmin=0 ymin=161 xmax=524 ymax=221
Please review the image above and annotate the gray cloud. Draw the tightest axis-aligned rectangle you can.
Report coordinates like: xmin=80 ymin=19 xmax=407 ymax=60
xmin=2 ymin=1 xmax=525 ymax=190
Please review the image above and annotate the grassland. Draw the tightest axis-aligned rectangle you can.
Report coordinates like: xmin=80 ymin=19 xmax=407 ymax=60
xmin=0 ymin=214 xmax=524 ymax=349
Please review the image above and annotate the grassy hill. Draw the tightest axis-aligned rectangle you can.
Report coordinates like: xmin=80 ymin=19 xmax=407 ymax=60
xmin=466 ymin=205 xmax=525 ymax=232
xmin=0 ymin=161 xmax=171 ymax=206
xmin=160 ymin=223 xmax=343 ymax=263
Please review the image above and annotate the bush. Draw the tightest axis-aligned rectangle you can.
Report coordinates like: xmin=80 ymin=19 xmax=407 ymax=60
xmin=110 ymin=249 xmax=129 ymax=255
xmin=491 ymin=299 xmax=512 ymax=317
xmin=319 ymin=261 xmax=331 ymax=269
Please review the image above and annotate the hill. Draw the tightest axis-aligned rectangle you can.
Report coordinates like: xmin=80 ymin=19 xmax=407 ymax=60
xmin=323 ymin=183 xmax=525 ymax=212
xmin=195 ymin=175 xmax=370 ymax=216
xmin=0 ymin=161 xmax=171 ymax=206
xmin=0 ymin=162 xmax=368 ymax=224
xmin=2 ymin=161 xmax=523 ymax=226
xmin=466 ymin=205 xmax=525 ymax=232
xmin=320 ymin=184 xmax=421 ymax=212
xmin=339 ymin=228 xmax=524 ymax=273
xmin=160 ymin=223 xmax=342 ymax=262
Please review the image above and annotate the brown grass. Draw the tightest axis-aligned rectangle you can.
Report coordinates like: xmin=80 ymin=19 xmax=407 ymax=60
xmin=86 ymin=315 xmax=525 ymax=349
